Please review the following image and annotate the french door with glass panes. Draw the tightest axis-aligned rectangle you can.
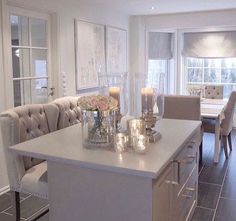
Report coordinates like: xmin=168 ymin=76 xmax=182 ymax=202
xmin=6 ymin=7 xmax=53 ymax=107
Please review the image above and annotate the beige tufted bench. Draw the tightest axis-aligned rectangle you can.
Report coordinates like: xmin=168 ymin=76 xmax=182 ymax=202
xmin=0 ymin=103 xmax=59 ymax=220
xmin=53 ymin=96 xmax=81 ymax=129
xmin=204 ymin=85 xmax=224 ymax=99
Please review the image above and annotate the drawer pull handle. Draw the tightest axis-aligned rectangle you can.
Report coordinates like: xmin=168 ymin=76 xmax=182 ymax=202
xmin=182 ymin=187 xmax=195 ymax=198
xmin=165 ymin=180 xmax=179 ymax=185
xmin=172 ymin=160 xmax=181 ymax=185
xmin=187 ymin=141 xmax=196 ymax=148
xmin=179 ymin=155 xmax=196 ymax=164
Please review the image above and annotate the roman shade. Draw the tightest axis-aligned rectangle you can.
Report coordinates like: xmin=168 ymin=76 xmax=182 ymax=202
xmin=148 ymin=32 xmax=173 ymax=60
xmin=183 ymin=31 xmax=236 ymax=58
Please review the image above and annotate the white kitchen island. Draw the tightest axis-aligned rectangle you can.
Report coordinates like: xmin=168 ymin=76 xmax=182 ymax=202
xmin=10 ymin=119 xmax=201 ymax=221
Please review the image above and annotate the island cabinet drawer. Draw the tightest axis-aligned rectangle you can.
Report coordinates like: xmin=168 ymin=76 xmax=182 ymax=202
xmin=172 ymin=166 xmax=198 ymax=221
xmin=152 ymin=163 xmax=173 ymax=221
xmin=173 ymin=136 xmax=199 ymax=194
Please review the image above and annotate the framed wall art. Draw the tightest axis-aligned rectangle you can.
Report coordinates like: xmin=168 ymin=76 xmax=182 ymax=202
xmin=106 ymin=26 xmax=127 ymax=73
xmin=75 ymin=20 xmax=105 ymax=90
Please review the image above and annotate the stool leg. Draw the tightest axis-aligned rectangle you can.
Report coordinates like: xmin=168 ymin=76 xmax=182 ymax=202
xmin=228 ymin=132 xmax=232 ymax=151
xmin=11 ymin=191 xmax=20 ymax=221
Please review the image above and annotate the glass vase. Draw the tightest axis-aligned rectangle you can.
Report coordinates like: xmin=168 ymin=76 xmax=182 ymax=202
xmin=81 ymin=110 xmax=117 ymax=149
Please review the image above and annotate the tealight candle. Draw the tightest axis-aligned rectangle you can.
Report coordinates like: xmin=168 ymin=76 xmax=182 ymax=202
xmin=114 ymin=133 xmax=128 ymax=153
xmin=109 ymin=87 xmax=120 ymax=106
xmin=141 ymin=88 xmax=154 ymax=113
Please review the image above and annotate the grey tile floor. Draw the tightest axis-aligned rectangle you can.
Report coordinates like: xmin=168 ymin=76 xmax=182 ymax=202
xmin=191 ymin=131 xmax=236 ymax=221
xmin=0 ymin=192 xmax=48 ymax=221
xmin=0 ymin=131 xmax=235 ymax=221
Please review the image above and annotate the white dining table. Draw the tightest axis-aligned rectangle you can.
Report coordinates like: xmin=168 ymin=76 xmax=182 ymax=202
xmin=201 ymin=99 xmax=227 ymax=163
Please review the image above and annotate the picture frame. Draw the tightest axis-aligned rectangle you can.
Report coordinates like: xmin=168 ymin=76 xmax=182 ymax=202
xmin=106 ymin=26 xmax=127 ymax=73
xmin=75 ymin=19 xmax=105 ymax=90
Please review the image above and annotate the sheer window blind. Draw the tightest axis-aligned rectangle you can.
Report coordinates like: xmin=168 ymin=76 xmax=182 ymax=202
xmin=183 ymin=31 xmax=236 ymax=58
xmin=148 ymin=32 xmax=173 ymax=60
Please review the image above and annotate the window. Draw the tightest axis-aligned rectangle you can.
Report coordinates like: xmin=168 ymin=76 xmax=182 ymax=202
xmin=185 ymin=57 xmax=236 ymax=98
xmin=147 ymin=32 xmax=175 ymax=94
xmin=147 ymin=60 xmax=168 ymax=93
xmin=10 ymin=13 xmax=50 ymax=107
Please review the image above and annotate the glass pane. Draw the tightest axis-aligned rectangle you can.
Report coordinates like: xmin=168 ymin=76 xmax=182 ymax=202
xmin=31 ymin=18 xmax=47 ymax=47
xmin=221 ymin=58 xmax=236 ymax=69
xmin=204 ymin=69 xmax=217 ymax=82
xmin=31 ymin=78 xmax=48 ymax=104
xmin=11 ymin=15 xmax=29 ymax=46
xmin=147 ymin=60 xmax=167 ymax=91
xmin=204 ymin=59 xmax=221 ymax=69
xmin=187 ymin=68 xmax=202 ymax=83
xmin=223 ymin=85 xmax=236 ymax=99
xmin=12 ymin=48 xmax=30 ymax=78
xmin=221 ymin=69 xmax=236 ymax=83
xmin=13 ymin=80 xmax=31 ymax=107
xmin=187 ymin=58 xmax=203 ymax=67
xmin=32 ymin=49 xmax=47 ymax=77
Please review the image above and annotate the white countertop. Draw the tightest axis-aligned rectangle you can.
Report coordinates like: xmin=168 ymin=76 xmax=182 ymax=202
xmin=10 ymin=119 xmax=201 ymax=179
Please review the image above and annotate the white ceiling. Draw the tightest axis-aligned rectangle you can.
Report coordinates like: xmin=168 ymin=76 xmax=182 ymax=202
xmin=85 ymin=0 xmax=236 ymax=15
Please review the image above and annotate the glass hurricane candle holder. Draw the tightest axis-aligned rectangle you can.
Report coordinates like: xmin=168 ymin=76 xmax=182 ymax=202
xmin=98 ymin=72 xmax=129 ymax=131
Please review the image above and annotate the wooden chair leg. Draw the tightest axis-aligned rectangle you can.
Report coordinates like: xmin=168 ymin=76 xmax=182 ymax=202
xmin=222 ymin=135 xmax=229 ymax=159
xmin=11 ymin=191 xmax=20 ymax=221
xmin=228 ymin=132 xmax=232 ymax=151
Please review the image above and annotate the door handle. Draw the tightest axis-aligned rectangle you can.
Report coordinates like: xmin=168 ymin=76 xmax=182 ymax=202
xmin=49 ymin=87 xmax=55 ymax=97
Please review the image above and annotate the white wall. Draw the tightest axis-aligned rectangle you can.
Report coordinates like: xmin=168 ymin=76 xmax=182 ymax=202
xmin=0 ymin=0 xmax=129 ymax=190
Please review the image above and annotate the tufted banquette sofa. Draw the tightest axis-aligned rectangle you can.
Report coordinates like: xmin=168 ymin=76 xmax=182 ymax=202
xmin=0 ymin=96 xmax=81 ymax=220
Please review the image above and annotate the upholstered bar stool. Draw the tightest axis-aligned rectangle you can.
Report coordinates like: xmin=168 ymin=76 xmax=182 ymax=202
xmin=163 ymin=95 xmax=203 ymax=165
xmin=0 ymin=104 xmax=59 ymax=221
xmin=53 ymin=96 xmax=81 ymax=129
xmin=203 ymin=91 xmax=236 ymax=158
xmin=204 ymin=85 xmax=224 ymax=99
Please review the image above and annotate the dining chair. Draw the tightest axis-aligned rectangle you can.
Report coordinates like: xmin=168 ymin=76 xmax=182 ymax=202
xmin=163 ymin=95 xmax=201 ymax=121
xmin=0 ymin=104 xmax=59 ymax=221
xmin=204 ymin=85 xmax=224 ymax=99
xmin=203 ymin=91 xmax=236 ymax=158
xmin=53 ymin=96 xmax=81 ymax=130
xmin=163 ymin=95 xmax=203 ymax=165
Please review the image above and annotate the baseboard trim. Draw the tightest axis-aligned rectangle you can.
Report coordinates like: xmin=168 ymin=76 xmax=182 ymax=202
xmin=0 ymin=185 xmax=10 ymax=195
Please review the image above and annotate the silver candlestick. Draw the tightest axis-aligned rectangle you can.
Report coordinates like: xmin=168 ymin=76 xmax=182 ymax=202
xmin=141 ymin=111 xmax=161 ymax=143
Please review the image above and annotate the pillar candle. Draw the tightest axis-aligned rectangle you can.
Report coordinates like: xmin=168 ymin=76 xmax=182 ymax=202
xmin=109 ymin=87 xmax=120 ymax=106
xmin=141 ymin=88 xmax=154 ymax=113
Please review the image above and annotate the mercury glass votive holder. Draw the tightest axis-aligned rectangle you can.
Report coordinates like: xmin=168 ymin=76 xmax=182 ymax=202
xmin=114 ymin=133 xmax=128 ymax=153
xmin=127 ymin=119 xmax=146 ymax=137
xmin=132 ymin=135 xmax=149 ymax=154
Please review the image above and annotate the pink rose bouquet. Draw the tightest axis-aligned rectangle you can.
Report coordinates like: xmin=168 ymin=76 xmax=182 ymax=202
xmin=78 ymin=95 xmax=118 ymax=112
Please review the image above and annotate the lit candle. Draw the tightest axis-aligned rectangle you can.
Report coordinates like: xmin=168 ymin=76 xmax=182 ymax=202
xmin=109 ymin=87 xmax=120 ymax=106
xmin=141 ymin=88 xmax=154 ymax=113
